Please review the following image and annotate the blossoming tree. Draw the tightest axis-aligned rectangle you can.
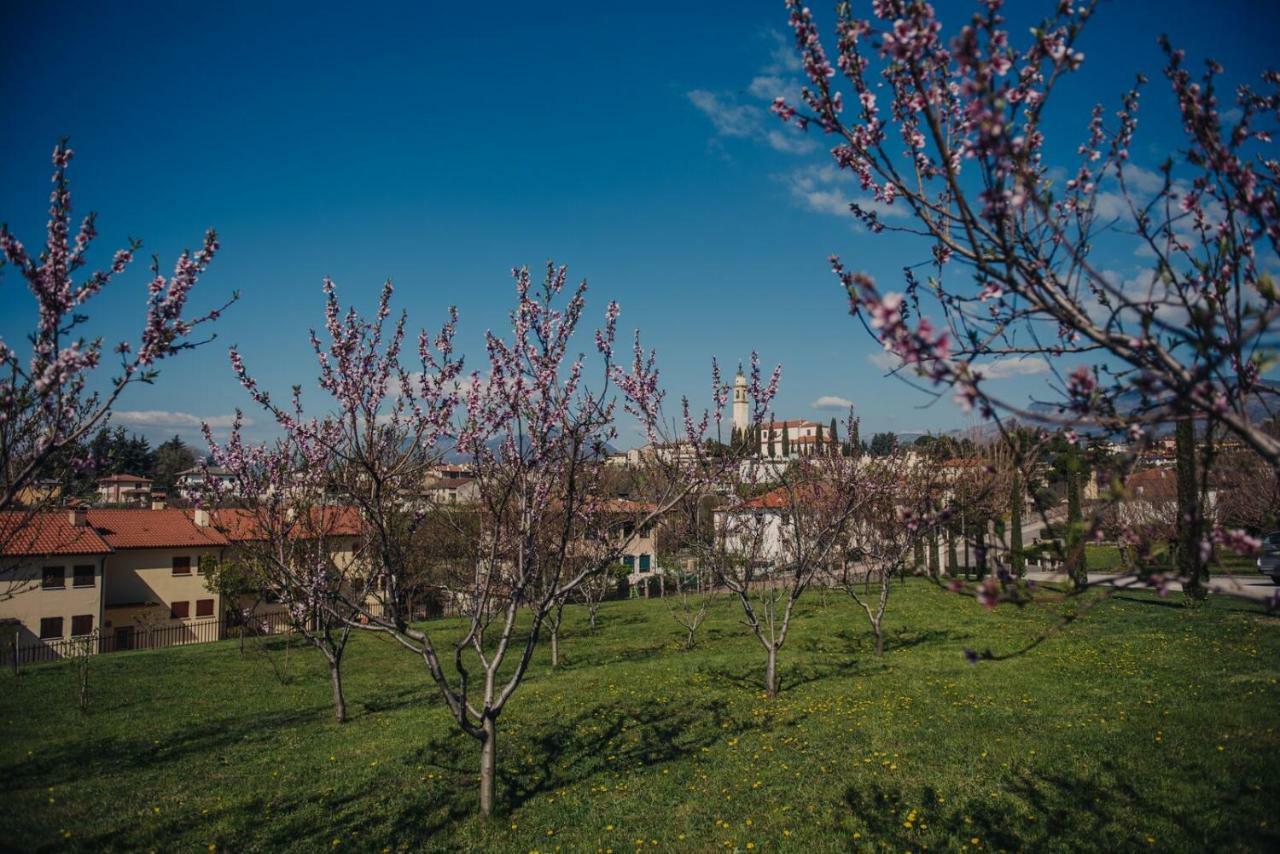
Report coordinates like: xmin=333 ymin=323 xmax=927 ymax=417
xmin=212 ymin=263 xmax=727 ymax=815
xmin=771 ymin=0 xmax=1277 ymax=592
xmin=0 ymin=142 xmax=231 ymax=579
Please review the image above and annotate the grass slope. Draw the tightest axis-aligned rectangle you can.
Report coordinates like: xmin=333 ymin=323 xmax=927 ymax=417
xmin=2 ymin=582 xmax=1278 ymax=852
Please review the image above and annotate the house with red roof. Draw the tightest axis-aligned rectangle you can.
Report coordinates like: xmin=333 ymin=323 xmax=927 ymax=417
xmin=1 ymin=507 xmax=232 ymax=658
xmin=95 ymin=473 xmax=153 ymax=506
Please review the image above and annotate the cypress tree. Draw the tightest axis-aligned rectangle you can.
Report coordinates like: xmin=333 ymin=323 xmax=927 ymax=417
xmin=768 ymin=427 xmax=776 ymax=458
xmin=815 ymin=423 xmax=824 ymax=457
xmin=829 ymin=417 xmax=839 ymax=456
xmin=781 ymin=427 xmax=790 ymax=458
xmin=850 ymin=417 xmax=861 ymax=457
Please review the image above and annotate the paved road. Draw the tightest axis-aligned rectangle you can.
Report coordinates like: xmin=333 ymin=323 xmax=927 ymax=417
xmin=1023 ymin=570 xmax=1280 ymax=603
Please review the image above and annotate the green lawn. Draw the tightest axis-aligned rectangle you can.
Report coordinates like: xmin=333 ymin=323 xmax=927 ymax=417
xmin=3 ymin=582 xmax=1278 ymax=852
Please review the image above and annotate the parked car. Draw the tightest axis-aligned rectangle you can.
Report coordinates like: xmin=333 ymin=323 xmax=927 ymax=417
xmin=1257 ymin=532 xmax=1280 ymax=584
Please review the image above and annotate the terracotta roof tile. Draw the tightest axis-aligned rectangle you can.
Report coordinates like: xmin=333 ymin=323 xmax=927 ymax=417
xmin=194 ymin=507 xmax=363 ymax=542
xmin=86 ymin=509 xmax=228 ymax=549
xmin=0 ymin=512 xmax=113 ymax=557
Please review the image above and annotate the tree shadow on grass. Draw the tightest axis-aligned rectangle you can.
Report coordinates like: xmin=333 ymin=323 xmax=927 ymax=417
xmin=840 ymin=760 xmax=1278 ymax=851
xmin=8 ymin=706 xmax=330 ymax=786
xmin=698 ymin=653 xmax=867 ymax=695
xmin=398 ymin=693 xmax=742 ymax=825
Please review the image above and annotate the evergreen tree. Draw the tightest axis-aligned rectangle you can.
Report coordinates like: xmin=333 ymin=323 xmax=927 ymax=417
xmin=768 ymin=428 xmax=776 ymax=458
xmin=153 ymin=435 xmax=197 ymax=491
xmin=781 ymin=426 xmax=790 ymax=458
xmin=815 ymin=423 xmax=824 ymax=457
xmin=869 ymin=431 xmax=896 ymax=457
xmin=828 ymin=418 xmax=838 ymax=456
xmin=850 ymin=417 xmax=861 ymax=458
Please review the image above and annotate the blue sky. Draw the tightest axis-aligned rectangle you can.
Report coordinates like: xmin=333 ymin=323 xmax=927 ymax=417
xmin=3 ymin=0 xmax=1278 ymax=449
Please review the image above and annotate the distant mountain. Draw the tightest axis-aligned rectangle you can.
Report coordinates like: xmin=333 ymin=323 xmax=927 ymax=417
xmin=441 ymin=433 xmax=616 ymax=463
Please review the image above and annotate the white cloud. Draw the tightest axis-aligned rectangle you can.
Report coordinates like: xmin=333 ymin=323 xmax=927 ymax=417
xmin=811 ymin=395 xmax=854 ymax=410
xmin=765 ymin=128 xmax=816 ymax=154
xmin=867 ymin=350 xmax=902 ymax=371
xmin=113 ymin=410 xmax=249 ymax=429
xmin=747 ymin=74 xmax=788 ymax=100
xmin=687 ymin=30 xmax=815 ymax=156
xmin=687 ymin=90 xmax=761 ymax=138
xmin=782 ymin=165 xmax=907 ymax=223
xmin=867 ymin=350 xmax=1048 ymax=382
xmin=971 ymin=355 xmax=1051 ymax=380
xmin=762 ymin=30 xmax=802 ymax=74
xmin=687 ymin=89 xmax=814 ymax=154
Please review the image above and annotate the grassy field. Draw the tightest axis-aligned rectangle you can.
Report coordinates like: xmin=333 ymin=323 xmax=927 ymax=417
xmin=3 ymin=582 xmax=1278 ymax=852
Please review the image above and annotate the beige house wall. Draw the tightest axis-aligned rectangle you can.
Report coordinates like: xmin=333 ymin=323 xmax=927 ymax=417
xmin=0 ymin=554 xmax=105 ymax=649
xmin=101 ymin=547 xmax=224 ymax=637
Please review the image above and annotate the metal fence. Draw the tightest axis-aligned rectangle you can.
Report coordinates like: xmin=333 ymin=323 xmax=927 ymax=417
xmin=1 ymin=601 xmax=440 ymax=669
xmin=2 ymin=610 xmax=295 ymax=668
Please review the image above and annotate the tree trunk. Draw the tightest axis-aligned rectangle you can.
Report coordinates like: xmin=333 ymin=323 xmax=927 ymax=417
xmin=328 ymin=655 xmax=347 ymax=723
xmin=479 ymin=716 xmax=497 ymax=817
xmin=550 ymin=625 xmax=560 ymax=669
xmin=764 ymin=646 xmax=778 ymax=698
xmin=946 ymin=526 xmax=957 ymax=577
xmin=1066 ymin=450 xmax=1087 ymax=590
xmin=873 ymin=620 xmax=884 ymax=657
xmin=1175 ymin=419 xmax=1206 ymax=600
xmin=1010 ymin=471 xmax=1024 ymax=576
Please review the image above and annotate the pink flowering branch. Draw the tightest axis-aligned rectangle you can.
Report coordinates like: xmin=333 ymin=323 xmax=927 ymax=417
xmin=0 ymin=140 xmax=234 ymax=518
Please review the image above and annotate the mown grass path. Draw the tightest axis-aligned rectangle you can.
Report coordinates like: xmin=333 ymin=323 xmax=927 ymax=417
xmin=3 ymin=581 xmax=1277 ymax=852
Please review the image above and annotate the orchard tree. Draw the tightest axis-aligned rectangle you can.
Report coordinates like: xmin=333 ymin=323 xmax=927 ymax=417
xmin=773 ymin=0 xmax=1276 ymax=590
xmin=0 ymin=142 xmax=231 ymax=584
xmin=701 ymin=410 xmax=872 ymax=698
xmin=215 ymin=264 xmax=726 ymax=816
xmin=843 ymin=453 xmax=943 ymax=655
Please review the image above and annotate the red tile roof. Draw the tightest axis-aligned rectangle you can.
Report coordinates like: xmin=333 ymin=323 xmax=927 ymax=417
xmin=762 ymin=419 xmax=819 ymax=430
xmin=97 ymin=473 xmax=151 ymax=484
xmin=740 ymin=483 xmax=835 ymax=510
xmin=1125 ymin=468 xmax=1177 ymax=500
xmin=194 ymin=507 xmax=363 ymax=542
xmin=86 ymin=509 xmax=228 ymax=549
xmin=0 ymin=512 xmax=113 ymax=557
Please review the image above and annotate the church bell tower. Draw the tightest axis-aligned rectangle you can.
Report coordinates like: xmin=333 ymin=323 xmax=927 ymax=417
xmin=732 ymin=365 xmax=749 ymax=434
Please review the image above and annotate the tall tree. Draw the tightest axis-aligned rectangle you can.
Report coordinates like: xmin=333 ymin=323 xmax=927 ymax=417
xmin=152 ymin=435 xmax=197 ymax=491
xmin=869 ymin=431 xmax=896 ymax=458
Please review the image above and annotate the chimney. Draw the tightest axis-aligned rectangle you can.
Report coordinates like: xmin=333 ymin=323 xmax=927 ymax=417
xmin=68 ymin=504 xmax=88 ymax=527
xmin=194 ymin=507 xmax=210 ymax=527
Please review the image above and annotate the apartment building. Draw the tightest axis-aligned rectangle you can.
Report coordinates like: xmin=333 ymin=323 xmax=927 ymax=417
xmin=0 ymin=507 xmax=229 ymax=656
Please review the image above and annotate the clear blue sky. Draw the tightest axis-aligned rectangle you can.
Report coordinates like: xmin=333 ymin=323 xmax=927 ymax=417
xmin=3 ymin=0 xmax=1277 ymax=449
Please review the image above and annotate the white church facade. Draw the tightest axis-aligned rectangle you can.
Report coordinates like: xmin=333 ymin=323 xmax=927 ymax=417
xmin=731 ymin=367 xmax=837 ymax=458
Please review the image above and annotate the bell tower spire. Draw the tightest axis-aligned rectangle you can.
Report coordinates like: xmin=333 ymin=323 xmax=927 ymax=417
xmin=732 ymin=364 xmax=748 ymax=435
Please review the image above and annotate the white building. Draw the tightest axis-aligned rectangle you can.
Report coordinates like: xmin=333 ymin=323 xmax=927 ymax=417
xmin=175 ymin=466 xmax=237 ymax=500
